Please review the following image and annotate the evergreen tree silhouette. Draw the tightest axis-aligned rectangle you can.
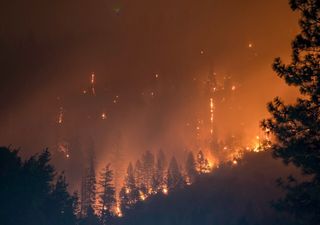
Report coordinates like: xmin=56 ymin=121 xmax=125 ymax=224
xmin=167 ymin=157 xmax=184 ymax=190
xmin=98 ymin=164 xmax=116 ymax=225
xmin=119 ymin=163 xmax=140 ymax=213
xmin=262 ymin=0 xmax=320 ymax=223
xmin=185 ymin=151 xmax=197 ymax=183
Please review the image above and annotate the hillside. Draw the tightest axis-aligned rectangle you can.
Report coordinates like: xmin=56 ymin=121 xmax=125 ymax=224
xmin=115 ymin=151 xmax=298 ymax=225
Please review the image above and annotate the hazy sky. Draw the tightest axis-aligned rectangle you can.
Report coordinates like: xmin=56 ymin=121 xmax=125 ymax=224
xmin=0 ymin=0 xmax=300 ymax=189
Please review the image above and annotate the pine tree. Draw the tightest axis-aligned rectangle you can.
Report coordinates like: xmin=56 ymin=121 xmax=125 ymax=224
xmin=262 ymin=0 xmax=320 ymax=223
xmin=98 ymin=164 xmax=116 ymax=225
xmin=0 ymin=147 xmax=79 ymax=225
xmin=22 ymin=149 xmax=55 ymax=225
xmin=197 ymin=150 xmax=211 ymax=174
xmin=167 ymin=157 xmax=184 ymax=191
xmin=46 ymin=173 xmax=78 ymax=225
xmin=134 ymin=160 xmax=146 ymax=198
xmin=81 ymin=149 xmax=97 ymax=217
xmin=152 ymin=150 xmax=167 ymax=192
xmin=119 ymin=163 xmax=140 ymax=212
xmin=141 ymin=150 xmax=155 ymax=194
xmin=185 ymin=151 xmax=197 ymax=184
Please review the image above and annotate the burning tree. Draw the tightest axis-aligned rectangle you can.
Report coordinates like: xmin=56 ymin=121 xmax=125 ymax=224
xmin=196 ymin=150 xmax=211 ymax=174
xmin=134 ymin=159 xmax=147 ymax=199
xmin=141 ymin=150 xmax=155 ymax=194
xmin=152 ymin=149 xmax=167 ymax=192
xmin=119 ymin=163 xmax=140 ymax=213
xmin=262 ymin=0 xmax=320 ymax=223
xmin=98 ymin=164 xmax=116 ymax=225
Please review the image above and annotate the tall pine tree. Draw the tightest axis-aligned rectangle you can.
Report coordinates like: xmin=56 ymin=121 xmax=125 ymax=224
xmin=262 ymin=0 xmax=320 ymax=223
xmin=185 ymin=151 xmax=197 ymax=184
xmin=81 ymin=148 xmax=97 ymax=217
xmin=45 ymin=173 xmax=78 ymax=225
xmin=152 ymin=150 xmax=167 ymax=192
xmin=167 ymin=157 xmax=184 ymax=191
xmin=119 ymin=163 xmax=140 ymax=213
xmin=141 ymin=150 xmax=155 ymax=194
xmin=98 ymin=164 xmax=116 ymax=225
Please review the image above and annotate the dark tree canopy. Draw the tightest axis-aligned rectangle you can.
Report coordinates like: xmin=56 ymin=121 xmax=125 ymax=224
xmin=0 ymin=147 xmax=78 ymax=225
xmin=262 ymin=0 xmax=320 ymax=223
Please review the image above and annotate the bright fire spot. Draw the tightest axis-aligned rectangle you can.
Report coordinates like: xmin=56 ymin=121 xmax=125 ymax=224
xmin=155 ymin=74 xmax=159 ymax=78
xmin=139 ymin=191 xmax=146 ymax=201
xmin=115 ymin=205 xmax=123 ymax=217
xmin=253 ymin=143 xmax=261 ymax=152
xmin=248 ymin=43 xmax=253 ymax=48
xmin=231 ymin=85 xmax=236 ymax=91
xmin=162 ymin=187 xmax=168 ymax=195
xmin=101 ymin=112 xmax=107 ymax=120
xmin=232 ymin=160 xmax=238 ymax=165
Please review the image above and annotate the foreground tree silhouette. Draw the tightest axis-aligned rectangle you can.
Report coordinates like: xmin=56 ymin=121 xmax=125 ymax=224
xmin=45 ymin=173 xmax=78 ymax=225
xmin=0 ymin=147 xmax=78 ymax=225
xmin=262 ymin=0 xmax=320 ymax=224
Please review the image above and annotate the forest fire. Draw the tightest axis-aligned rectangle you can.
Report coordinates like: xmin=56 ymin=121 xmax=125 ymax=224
xmin=3 ymin=0 xmax=318 ymax=224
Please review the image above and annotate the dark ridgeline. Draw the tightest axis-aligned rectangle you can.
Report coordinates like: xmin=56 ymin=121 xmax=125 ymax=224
xmin=262 ymin=0 xmax=320 ymax=224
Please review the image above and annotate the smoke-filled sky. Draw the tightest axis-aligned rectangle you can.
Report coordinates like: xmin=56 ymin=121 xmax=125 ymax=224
xmin=0 ymin=0 xmax=300 ymax=189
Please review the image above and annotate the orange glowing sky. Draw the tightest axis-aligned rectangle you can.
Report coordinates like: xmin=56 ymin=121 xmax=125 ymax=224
xmin=0 ymin=0 xmax=300 ymax=189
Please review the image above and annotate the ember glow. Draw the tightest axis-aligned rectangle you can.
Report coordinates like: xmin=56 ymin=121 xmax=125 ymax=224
xmin=91 ymin=73 xmax=96 ymax=96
